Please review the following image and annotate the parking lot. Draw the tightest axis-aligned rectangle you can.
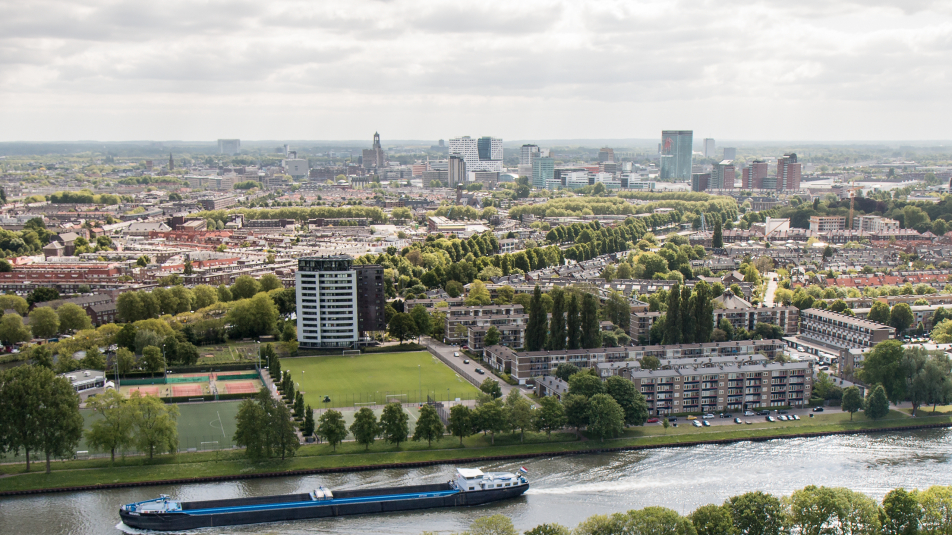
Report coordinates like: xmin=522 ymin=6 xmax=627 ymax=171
xmin=646 ymin=406 xmax=841 ymax=428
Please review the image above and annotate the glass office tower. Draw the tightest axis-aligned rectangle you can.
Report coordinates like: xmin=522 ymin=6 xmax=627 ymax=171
xmin=660 ymin=130 xmax=694 ymax=181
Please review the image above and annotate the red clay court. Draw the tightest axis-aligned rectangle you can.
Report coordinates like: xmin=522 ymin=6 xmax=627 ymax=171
xmin=224 ymin=381 xmax=258 ymax=394
xmin=172 ymin=384 xmax=204 ymax=397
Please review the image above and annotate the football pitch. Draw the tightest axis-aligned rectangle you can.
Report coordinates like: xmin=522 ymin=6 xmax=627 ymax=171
xmin=280 ymin=351 xmax=479 ymax=409
xmin=173 ymin=401 xmax=242 ymax=451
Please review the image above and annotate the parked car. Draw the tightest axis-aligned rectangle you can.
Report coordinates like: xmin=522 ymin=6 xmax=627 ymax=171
xmin=462 ymin=345 xmax=470 ymax=350
xmin=813 ymin=407 xmax=825 ymax=412
xmin=474 ymin=368 xmax=485 ymax=374
xmin=463 ymin=359 xmax=470 ymax=364
xmin=720 ymin=413 xmax=732 ymax=419
xmin=766 ymin=416 xmax=776 ymax=422
xmin=793 ymin=414 xmax=801 ymax=420
xmin=778 ymin=409 xmax=789 ymax=414
xmin=734 ymin=418 xmax=743 ymax=424
xmin=778 ymin=415 xmax=788 ymax=421
xmin=667 ymin=416 xmax=678 ymax=422
xmin=687 ymin=415 xmax=697 ymax=420
xmin=745 ymin=420 xmax=752 ymax=425
xmin=702 ymin=420 xmax=711 ymax=427
xmin=454 ymin=352 xmax=459 ymax=357
xmin=744 ymin=411 xmax=755 ymax=416
xmin=693 ymin=420 xmax=702 ymax=427
xmin=758 ymin=410 xmax=770 ymax=416
xmin=702 ymin=413 xmax=715 ymax=419
xmin=647 ymin=418 xmax=660 ymax=424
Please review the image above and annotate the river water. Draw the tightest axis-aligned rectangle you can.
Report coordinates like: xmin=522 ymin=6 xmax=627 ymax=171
xmin=3 ymin=429 xmax=952 ymax=535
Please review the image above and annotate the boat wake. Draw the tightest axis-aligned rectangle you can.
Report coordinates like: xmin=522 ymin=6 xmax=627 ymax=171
xmin=526 ymin=476 xmax=722 ymax=496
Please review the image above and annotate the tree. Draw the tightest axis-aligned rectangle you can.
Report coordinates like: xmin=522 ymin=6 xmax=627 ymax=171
xmin=890 ymin=303 xmax=915 ymax=334
xmin=841 ymin=386 xmax=864 ymax=420
xmin=448 ymin=404 xmax=472 ymax=445
xmin=27 ymin=287 xmax=59 ymax=306
xmin=379 ymin=402 xmax=410 ymax=446
xmin=259 ymin=273 xmax=283 ymax=292
xmin=388 ymin=312 xmax=417 ymax=344
xmin=509 ymin=397 xmax=535 ymax=442
xmin=301 ymin=405 xmax=315 ymax=438
xmin=317 ymin=409 xmax=348 ymax=451
xmin=350 ymin=407 xmax=379 ymax=450
xmin=445 ymin=280 xmax=464 ymax=298
xmin=29 ymin=306 xmax=61 ymax=339
xmin=548 ymin=288 xmax=566 ymax=350
xmin=690 ymin=504 xmax=735 ymax=535
xmin=0 ymin=313 xmax=31 ymax=345
xmin=412 ymin=404 xmax=445 ymax=446
xmin=569 ymin=373 xmax=605 ymax=398
xmin=605 ymin=375 xmax=649 ymax=426
xmin=225 ymin=293 xmax=279 ymax=339
xmin=554 ymin=363 xmax=579 ymax=382
xmin=665 ymin=283 xmax=681 ymax=344
xmin=116 ymin=347 xmax=136 ymax=374
xmin=880 ymin=488 xmax=922 ymax=535
xmin=217 ymin=284 xmax=233 ymax=302
xmin=587 ymin=393 xmax=625 ymax=441
xmin=465 ymin=280 xmax=492 ymax=306
xmin=294 ymin=391 xmax=305 ymax=419
xmin=641 ymin=354 xmax=661 ymax=370
xmin=0 ymin=294 xmax=28 ymax=315
xmin=495 ymin=285 xmax=515 ymax=305
xmin=33 ymin=373 xmax=84 ymax=473
xmin=865 ymin=384 xmax=891 ymax=420
xmin=57 ymin=303 xmax=91 ymax=333
xmin=484 ymin=326 xmax=501 ymax=347
xmin=614 ymin=507 xmax=697 ymax=535
xmin=130 ymin=392 xmax=179 ymax=459
xmin=727 ymin=491 xmax=786 ymax=535
xmin=563 ymin=394 xmax=590 ymax=438
xmin=473 ymin=400 xmax=505 ymax=444
xmin=917 ymin=485 xmax=952 ymax=533
xmin=115 ymin=323 xmax=137 ymax=352
xmin=231 ymin=275 xmax=261 ymax=299
xmin=409 ymin=305 xmax=431 ymax=343
xmin=140 ymin=345 xmax=165 ymax=374
xmin=580 ymin=293 xmax=601 ymax=349
xmin=868 ymin=301 xmax=891 ymax=324
xmin=680 ymin=286 xmax=696 ymax=344
xmin=480 ymin=378 xmax=502 ymax=399
xmin=193 ymin=285 xmax=218 ymax=309
xmin=526 ymin=286 xmax=548 ymax=351
xmin=534 ymin=396 xmax=567 ymax=436
xmin=566 ymin=294 xmax=581 ymax=350
xmin=712 ymin=220 xmax=723 ymax=248
xmin=469 ymin=514 xmax=518 ymax=535
xmin=860 ymin=340 xmax=906 ymax=405
xmin=524 ymin=524 xmax=570 ymax=535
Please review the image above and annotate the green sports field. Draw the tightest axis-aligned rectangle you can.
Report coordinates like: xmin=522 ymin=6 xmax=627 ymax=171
xmin=172 ymin=401 xmax=242 ymax=451
xmin=280 ymin=351 xmax=479 ymax=409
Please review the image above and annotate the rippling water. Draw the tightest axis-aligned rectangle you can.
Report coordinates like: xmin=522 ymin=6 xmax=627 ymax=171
xmin=2 ymin=429 xmax=951 ymax=535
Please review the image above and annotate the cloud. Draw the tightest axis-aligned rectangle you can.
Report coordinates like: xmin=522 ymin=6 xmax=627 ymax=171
xmin=1 ymin=0 xmax=952 ymax=140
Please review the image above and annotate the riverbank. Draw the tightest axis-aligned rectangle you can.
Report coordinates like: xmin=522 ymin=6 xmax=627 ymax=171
xmin=2 ymin=411 xmax=949 ymax=496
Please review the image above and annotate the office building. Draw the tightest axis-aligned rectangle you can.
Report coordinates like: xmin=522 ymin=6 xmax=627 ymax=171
xmin=532 ymin=157 xmax=555 ymax=189
xmin=470 ymin=171 xmax=498 ymax=189
xmin=448 ymin=155 xmax=466 ymax=187
xmin=723 ymin=147 xmax=737 ymax=160
xmin=217 ymin=139 xmax=241 ymax=155
xmin=296 ymin=256 xmax=385 ymax=348
xmin=703 ymin=138 xmax=716 ymax=158
xmin=285 ymin=158 xmax=309 ymax=178
xmin=710 ymin=160 xmax=735 ymax=189
xmin=809 ymin=216 xmax=846 ymax=232
xmin=854 ymin=215 xmax=900 ymax=232
xmin=519 ymin=144 xmax=540 ymax=179
xmin=362 ymin=132 xmax=386 ymax=169
xmin=741 ymin=160 xmax=769 ymax=189
xmin=777 ymin=153 xmax=801 ymax=191
xmin=598 ymin=147 xmax=615 ymax=162
xmin=691 ymin=172 xmax=710 ymax=192
xmin=660 ymin=130 xmax=693 ymax=180
xmin=449 ymin=136 xmax=502 ymax=173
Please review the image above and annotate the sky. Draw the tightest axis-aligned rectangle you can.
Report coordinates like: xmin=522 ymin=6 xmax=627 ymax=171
xmin=2 ymin=0 xmax=952 ymax=143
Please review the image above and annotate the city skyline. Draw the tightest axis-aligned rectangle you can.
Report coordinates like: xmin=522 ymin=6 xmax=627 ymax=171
xmin=2 ymin=1 xmax=952 ymax=142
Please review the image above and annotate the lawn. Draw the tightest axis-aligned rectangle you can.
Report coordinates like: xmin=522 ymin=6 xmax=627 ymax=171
xmin=173 ymin=401 xmax=242 ymax=451
xmin=194 ymin=341 xmax=262 ymax=365
xmin=281 ymin=352 xmax=479 ymax=409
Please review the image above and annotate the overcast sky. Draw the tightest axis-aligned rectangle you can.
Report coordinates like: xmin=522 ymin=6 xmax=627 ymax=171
xmin=2 ymin=0 xmax=951 ymax=143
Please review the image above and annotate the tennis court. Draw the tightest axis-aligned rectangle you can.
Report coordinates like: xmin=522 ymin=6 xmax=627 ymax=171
xmin=223 ymin=381 xmax=259 ymax=394
xmin=127 ymin=385 xmax=162 ymax=397
xmin=172 ymin=384 xmax=206 ymax=397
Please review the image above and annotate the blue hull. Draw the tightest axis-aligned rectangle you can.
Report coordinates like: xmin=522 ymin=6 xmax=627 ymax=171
xmin=119 ymin=482 xmax=528 ymax=531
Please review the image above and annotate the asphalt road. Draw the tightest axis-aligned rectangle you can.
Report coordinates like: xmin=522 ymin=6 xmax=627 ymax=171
xmin=763 ymin=271 xmax=779 ymax=306
xmin=423 ymin=337 xmax=530 ymax=400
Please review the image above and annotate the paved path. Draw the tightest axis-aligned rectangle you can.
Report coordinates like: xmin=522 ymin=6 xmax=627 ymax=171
xmin=423 ymin=337 xmax=534 ymax=402
xmin=763 ymin=271 xmax=778 ymax=306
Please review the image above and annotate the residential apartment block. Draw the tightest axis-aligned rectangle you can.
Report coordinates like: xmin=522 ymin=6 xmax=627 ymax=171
xmin=793 ymin=308 xmax=895 ymax=354
xmin=809 ymin=216 xmax=846 ymax=232
xmin=712 ymin=291 xmax=799 ymax=334
xmin=854 ymin=215 xmax=900 ymax=233
xmin=444 ymin=304 xmax=525 ymax=344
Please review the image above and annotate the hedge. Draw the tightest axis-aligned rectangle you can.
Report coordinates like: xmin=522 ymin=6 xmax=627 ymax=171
xmin=162 ymin=392 xmax=257 ymax=403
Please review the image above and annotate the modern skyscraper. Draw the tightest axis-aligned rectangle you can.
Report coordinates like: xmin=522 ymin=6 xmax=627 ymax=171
xmin=660 ymin=130 xmax=693 ymax=181
xmin=777 ymin=153 xmax=801 ymax=191
xmin=711 ymin=160 xmax=735 ymax=190
xmin=722 ymin=147 xmax=737 ymax=160
xmin=703 ymin=138 xmax=715 ymax=158
xmin=598 ymin=147 xmax=615 ymax=162
xmin=532 ymin=157 xmax=555 ymax=189
xmin=296 ymin=256 xmax=385 ymax=349
xmin=217 ymin=139 xmax=241 ymax=155
xmin=741 ymin=160 xmax=769 ymax=189
xmin=449 ymin=136 xmax=502 ymax=173
xmin=691 ymin=173 xmax=710 ymax=192
xmin=448 ymin=155 xmax=466 ymax=188
xmin=519 ymin=144 xmax=539 ymax=179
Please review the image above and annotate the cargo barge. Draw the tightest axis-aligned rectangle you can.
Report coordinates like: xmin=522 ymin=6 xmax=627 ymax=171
xmin=119 ymin=467 xmax=529 ymax=531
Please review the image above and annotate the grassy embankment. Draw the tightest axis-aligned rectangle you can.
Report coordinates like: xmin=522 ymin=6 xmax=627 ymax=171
xmin=2 ymin=409 xmax=948 ymax=494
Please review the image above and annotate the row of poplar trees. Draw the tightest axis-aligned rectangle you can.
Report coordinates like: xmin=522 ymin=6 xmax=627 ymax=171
xmin=664 ymin=280 xmax=715 ymax=345
xmin=525 ymin=286 xmax=603 ymax=352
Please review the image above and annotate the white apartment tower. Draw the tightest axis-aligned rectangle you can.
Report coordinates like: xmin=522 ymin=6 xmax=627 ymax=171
xmin=449 ymin=136 xmax=503 ymax=173
xmin=296 ymin=256 xmax=386 ymax=348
